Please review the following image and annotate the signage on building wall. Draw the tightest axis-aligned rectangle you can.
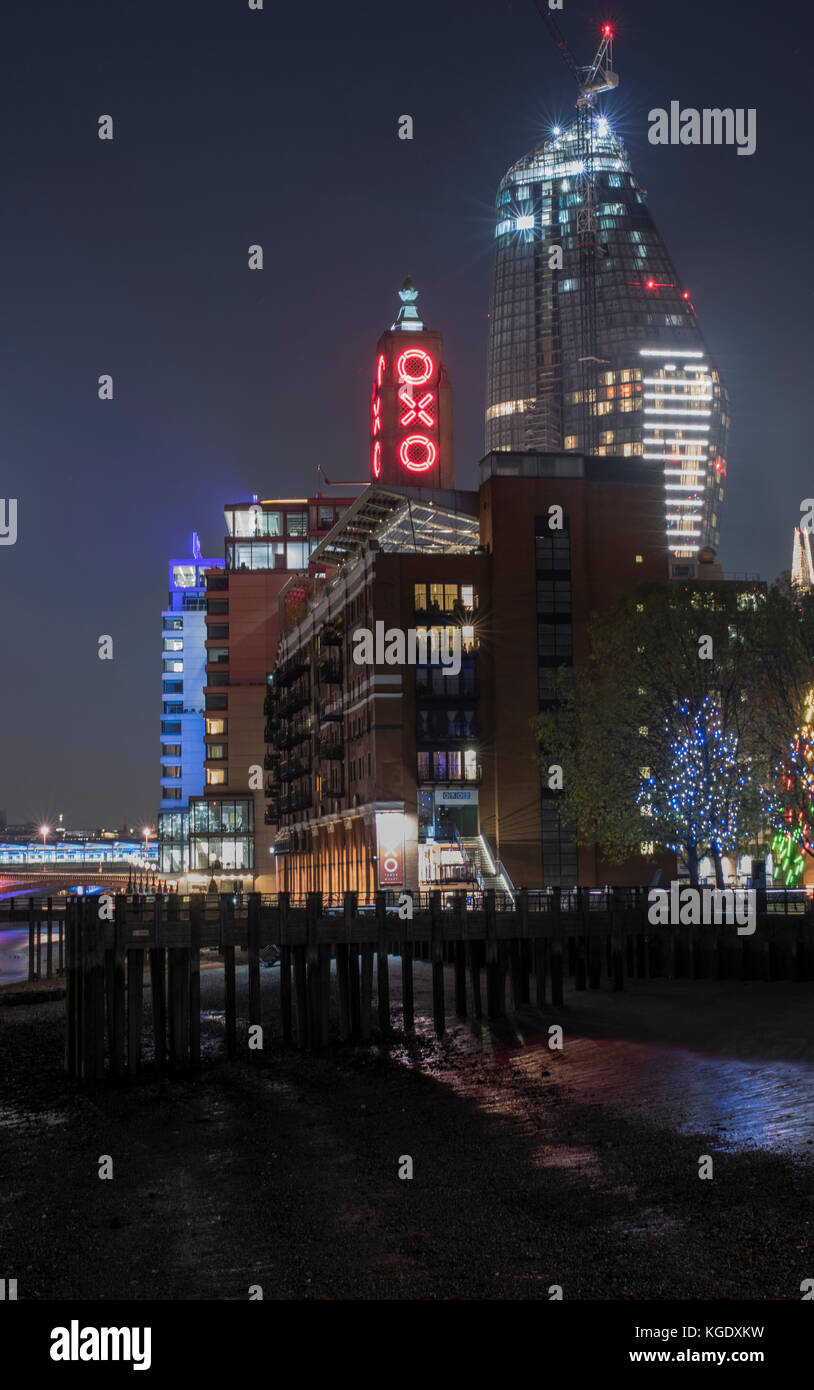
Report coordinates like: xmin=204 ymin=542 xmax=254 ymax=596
xmin=376 ymin=812 xmax=405 ymax=886
xmin=370 ymin=346 xmax=440 ymax=482
xmin=434 ymin=789 xmax=479 ymax=805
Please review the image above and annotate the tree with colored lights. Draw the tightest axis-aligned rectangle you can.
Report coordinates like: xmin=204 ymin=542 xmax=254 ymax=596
xmin=637 ymin=695 xmax=756 ymax=886
xmin=746 ymin=581 xmax=814 ymax=885
xmin=533 ymin=580 xmax=771 ymax=886
xmin=764 ymin=687 xmax=814 ymax=886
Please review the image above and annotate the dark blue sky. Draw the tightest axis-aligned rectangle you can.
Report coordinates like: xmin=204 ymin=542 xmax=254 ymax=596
xmin=1 ymin=0 xmax=810 ymax=825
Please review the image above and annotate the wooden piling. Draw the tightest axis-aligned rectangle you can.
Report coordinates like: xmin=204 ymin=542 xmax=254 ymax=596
xmin=360 ymin=943 xmax=374 ymax=1041
xmin=401 ymin=940 xmax=415 ymax=1033
xmin=306 ymin=893 xmax=322 ymax=1051
xmin=279 ymin=893 xmax=293 ymax=1045
xmin=376 ymin=893 xmax=391 ymax=1035
xmin=247 ymin=893 xmax=261 ymax=1057
xmin=111 ymin=897 xmax=126 ymax=1079
xmin=65 ymin=898 xmax=78 ymax=1079
xmin=430 ymin=892 xmax=445 ymax=1036
xmin=485 ymin=890 xmax=504 ymax=1019
xmin=150 ymin=897 xmax=167 ymax=1074
xmin=28 ymin=897 xmax=35 ymax=981
xmin=188 ymin=894 xmax=203 ymax=1068
xmin=220 ymin=893 xmax=237 ymax=1059
xmin=46 ymin=896 xmax=53 ymax=979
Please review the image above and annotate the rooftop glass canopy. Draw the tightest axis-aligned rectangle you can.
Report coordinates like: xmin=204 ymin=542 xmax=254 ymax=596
xmin=308 ymin=485 xmax=480 ymax=568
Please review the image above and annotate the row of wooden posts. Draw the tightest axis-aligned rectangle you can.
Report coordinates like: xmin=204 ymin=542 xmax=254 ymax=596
xmin=58 ymin=888 xmax=814 ymax=1085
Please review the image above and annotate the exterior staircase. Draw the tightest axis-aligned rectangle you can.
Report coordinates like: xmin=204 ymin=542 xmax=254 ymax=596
xmin=460 ymin=833 xmax=515 ymax=900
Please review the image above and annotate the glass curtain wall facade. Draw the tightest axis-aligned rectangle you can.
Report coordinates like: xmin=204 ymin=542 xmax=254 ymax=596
xmin=486 ymin=115 xmax=730 ymax=557
xmin=159 ymin=538 xmax=224 ymax=873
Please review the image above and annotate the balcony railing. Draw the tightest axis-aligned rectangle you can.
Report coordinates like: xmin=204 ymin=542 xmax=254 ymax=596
xmin=316 ymin=659 xmax=342 ymax=685
xmin=275 ymin=658 xmax=309 ymax=689
xmin=272 ymin=722 xmax=310 ymax=751
xmin=279 ymin=757 xmax=311 ymax=783
xmin=278 ymin=687 xmax=310 ymax=718
xmin=415 ymin=677 xmax=479 ymax=700
xmin=317 ymin=740 xmax=344 ymax=761
xmin=418 ymin=765 xmax=482 ymax=787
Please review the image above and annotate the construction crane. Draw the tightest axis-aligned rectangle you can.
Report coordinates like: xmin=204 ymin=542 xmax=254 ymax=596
xmin=532 ymin=6 xmax=619 ymax=455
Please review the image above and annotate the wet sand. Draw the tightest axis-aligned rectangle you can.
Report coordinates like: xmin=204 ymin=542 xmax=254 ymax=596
xmin=1 ymin=964 xmax=813 ymax=1300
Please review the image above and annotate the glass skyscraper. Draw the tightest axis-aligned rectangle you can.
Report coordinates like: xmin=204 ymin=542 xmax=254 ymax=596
xmin=486 ymin=114 xmax=730 ymax=557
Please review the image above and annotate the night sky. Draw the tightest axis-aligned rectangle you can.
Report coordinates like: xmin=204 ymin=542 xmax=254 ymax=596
xmin=1 ymin=0 xmax=810 ymax=826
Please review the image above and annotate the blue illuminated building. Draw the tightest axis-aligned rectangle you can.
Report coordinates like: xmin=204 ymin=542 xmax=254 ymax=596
xmin=158 ymin=534 xmax=224 ymax=873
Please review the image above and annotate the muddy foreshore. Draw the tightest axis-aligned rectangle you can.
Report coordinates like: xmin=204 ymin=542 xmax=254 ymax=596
xmin=1 ymin=964 xmax=812 ymax=1301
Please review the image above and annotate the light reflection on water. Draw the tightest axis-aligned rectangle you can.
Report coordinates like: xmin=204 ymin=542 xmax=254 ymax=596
xmin=502 ymin=1035 xmax=814 ymax=1158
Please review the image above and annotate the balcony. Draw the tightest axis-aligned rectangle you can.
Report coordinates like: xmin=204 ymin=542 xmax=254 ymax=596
xmin=277 ymin=790 xmax=313 ymax=817
xmin=316 ymin=658 xmax=342 ymax=685
xmin=278 ymin=687 xmax=310 ymax=718
xmin=417 ymin=723 xmax=481 ymax=742
xmin=273 ymin=721 xmax=310 ymax=750
xmin=318 ymin=739 xmax=344 ymax=761
xmin=415 ymin=677 xmax=479 ymax=701
xmin=263 ymin=752 xmax=279 ymax=771
xmin=276 ymin=658 xmax=309 ymax=689
xmin=418 ymin=765 xmax=482 ymax=787
xmin=318 ymin=701 xmax=344 ymax=724
xmin=279 ymin=756 xmax=310 ymax=783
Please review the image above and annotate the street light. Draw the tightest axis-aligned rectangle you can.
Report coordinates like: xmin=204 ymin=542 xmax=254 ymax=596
xmin=40 ymin=824 xmax=49 ymax=850
xmin=142 ymin=826 xmax=153 ymax=863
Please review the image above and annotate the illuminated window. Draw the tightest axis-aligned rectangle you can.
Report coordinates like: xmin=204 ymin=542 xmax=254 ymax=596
xmin=640 ymin=767 xmax=650 ymax=778
xmin=635 ymin=555 xmax=643 ymax=564
xmin=564 ymin=435 xmax=577 ymax=449
xmin=163 ymin=638 xmax=182 ymax=652
xmin=206 ymin=768 xmax=227 ymax=786
xmin=429 ymin=583 xmax=444 ymax=611
xmin=414 ymin=583 xmax=427 ymax=609
xmin=464 ymin=749 xmax=478 ymax=780
xmin=206 ymin=718 xmax=227 ymax=735
xmin=638 ymin=725 xmax=648 ymax=737
xmin=461 ymin=584 xmax=475 ymax=608
xmin=206 ymin=744 xmax=228 ymax=760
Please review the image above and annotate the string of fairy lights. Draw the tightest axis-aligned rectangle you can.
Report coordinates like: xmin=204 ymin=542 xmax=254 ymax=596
xmin=637 ymin=696 xmax=749 ymax=869
xmin=769 ymin=687 xmax=814 ymax=886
